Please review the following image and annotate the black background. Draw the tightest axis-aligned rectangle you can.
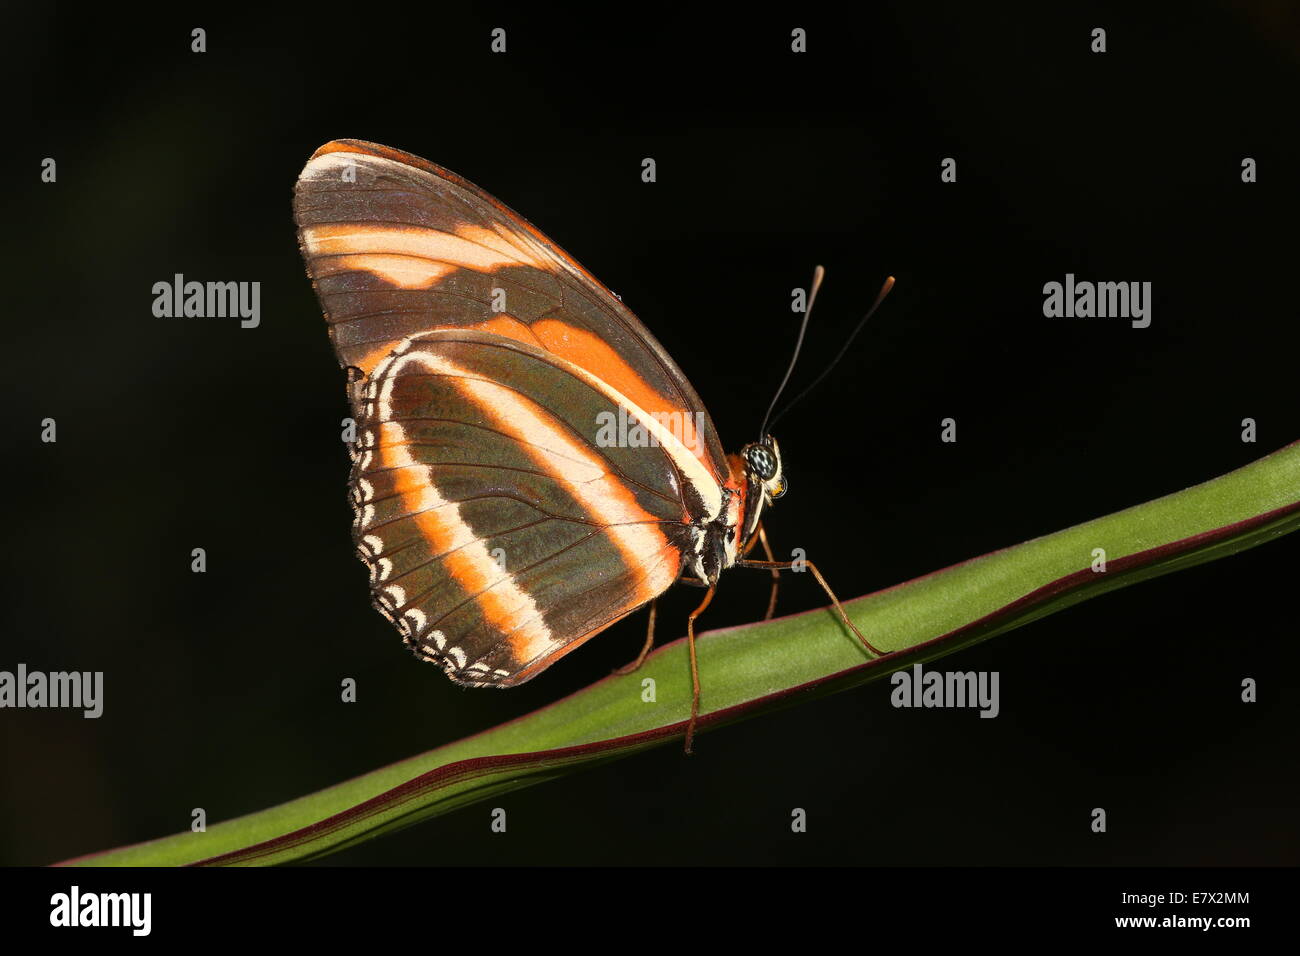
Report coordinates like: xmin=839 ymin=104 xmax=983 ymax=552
xmin=6 ymin=4 xmax=1299 ymax=868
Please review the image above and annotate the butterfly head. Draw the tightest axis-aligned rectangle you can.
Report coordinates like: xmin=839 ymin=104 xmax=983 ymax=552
xmin=742 ymin=436 xmax=786 ymax=505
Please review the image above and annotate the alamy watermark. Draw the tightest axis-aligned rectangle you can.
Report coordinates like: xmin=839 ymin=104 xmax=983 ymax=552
xmin=50 ymin=886 xmax=150 ymax=936
xmin=152 ymin=273 xmax=260 ymax=328
xmin=1042 ymin=273 xmax=1151 ymax=328
xmin=890 ymin=662 xmax=999 ymax=718
xmin=594 ymin=406 xmax=706 ymax=455
xmin=0 ymin=664 xmax=102 ymax=718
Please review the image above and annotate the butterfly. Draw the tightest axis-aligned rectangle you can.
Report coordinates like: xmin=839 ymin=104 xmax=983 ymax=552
xmin=293 ymin=140 xmax=889 ymax=751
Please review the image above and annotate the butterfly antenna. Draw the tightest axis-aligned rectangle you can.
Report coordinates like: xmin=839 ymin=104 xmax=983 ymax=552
xmin=758 ymin=265 xmax=825 ymax=440
xmin=768 ymin=274 xmax=895 ymax=431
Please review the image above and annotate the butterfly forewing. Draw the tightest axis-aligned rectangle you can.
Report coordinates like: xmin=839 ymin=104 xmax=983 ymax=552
xmin=293 ymin=139 xmax=729 ymax=478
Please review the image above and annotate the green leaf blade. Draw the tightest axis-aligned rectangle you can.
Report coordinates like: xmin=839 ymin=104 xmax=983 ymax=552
xmin=61 ymin=441 xmax=1300 ymax=866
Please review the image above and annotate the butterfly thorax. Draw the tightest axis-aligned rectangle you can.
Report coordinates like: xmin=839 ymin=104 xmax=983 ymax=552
xmin=683 ymin=437 xmax=786 ymax=587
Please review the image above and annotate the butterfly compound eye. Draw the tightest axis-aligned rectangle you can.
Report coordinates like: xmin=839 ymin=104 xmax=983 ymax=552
xmin=745 ymin=444 xmax=777 ymax=482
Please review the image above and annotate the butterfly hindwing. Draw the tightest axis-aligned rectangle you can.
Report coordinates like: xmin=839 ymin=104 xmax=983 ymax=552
xmin=353 ymin=329 xmax=704 ymax=685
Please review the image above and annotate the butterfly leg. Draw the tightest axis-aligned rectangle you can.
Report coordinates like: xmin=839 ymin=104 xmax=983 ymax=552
xmin=614 ymin=600 xmax=657 ymax=675
xmin=684 ymin=585 xmax=716 ymax=755
xmin=751 ymin=523 xmax=780 ymax=620
xmin=735 ymin=556 xmax=888 ymax=657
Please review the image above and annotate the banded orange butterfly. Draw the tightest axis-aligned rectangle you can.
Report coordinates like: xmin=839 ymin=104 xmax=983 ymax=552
xmin=293 ymin=140 xmax=890 ymax=751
